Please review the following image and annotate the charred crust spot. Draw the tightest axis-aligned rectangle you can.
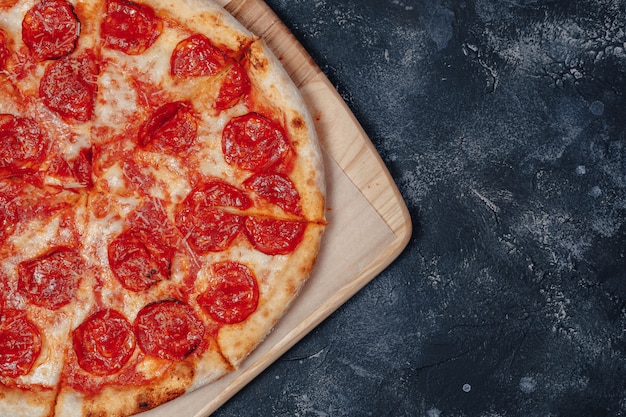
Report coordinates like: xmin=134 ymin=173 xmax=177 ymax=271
xmin=136 ymin=386 xmax=186 ymax=410
xmin=291 ymin=116 xmax=305 ymax=131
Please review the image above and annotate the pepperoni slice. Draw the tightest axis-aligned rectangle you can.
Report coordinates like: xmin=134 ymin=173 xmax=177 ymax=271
xmin=17 ymin=248 xmax=83 ymax=310
xmin=39 ymin=52 xmax=99 ymax=122
xmin=70 ymin=147 xmax=93 ymax=188
xmin=0 ymin=183 xmax=17 ymax=242
xmin=139 ymin=101 xmax=197 ymax=152
xmin=0 ymin=30 xmax=9 ymax=70
xmin=170 ymin=34 xmax=228 ymax=78
xmin=0 ymin=310 xmax=42 ymax=377
xmin=22 ymin=0 xmax=79 ymax=61
xmin=175 ymin=181 xmax=251 ymax=253
xmin=108 ymin=228 xmax=171 ymax=292
xmin=177 ymin=207 xmax=243 ymax=254
xmin=197 ymin=261 xmax=259 ymax=324
xmin=222 ymin=113 xmax=293 ymax=173
xmin=134 ymin=300 xmax=204 ymax=361
xmin=189 ymin=179 xmax=252 ymax=210
xmin=215 ymin=61 xmax=250 ymax=110
xmin=73 ymin=309 xmax=135 ymax=376
xmin=0 ymin=179 xmax=41 ymax=242
xmin=0 ymin=114 xmax=48 ymax=174
xmin=121 ymin=157 xmax=156 ymax=193
xmin=243 ymin=172 xmax=303 ymax=216
xmin=244 ymin=216 xmax=307 ymax=255
xmin=101 ymin=0 xmax=162 ymax=55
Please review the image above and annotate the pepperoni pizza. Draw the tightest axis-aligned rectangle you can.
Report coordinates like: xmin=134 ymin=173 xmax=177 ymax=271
xmin=0 ymin=0 xmax=326 ymax=416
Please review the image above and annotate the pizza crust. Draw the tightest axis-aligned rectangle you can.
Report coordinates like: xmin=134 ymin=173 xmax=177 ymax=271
xmin=55 ymin=353 xmax=232 ymax=417
xmin=0 ymin=385 xmax=56 ymax=417
xmin=216 ymin=223 xmax=325 ymax=366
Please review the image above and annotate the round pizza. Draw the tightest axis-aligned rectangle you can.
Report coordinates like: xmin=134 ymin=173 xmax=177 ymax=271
xmin=0 ymin=0 xmax=326 ymax=415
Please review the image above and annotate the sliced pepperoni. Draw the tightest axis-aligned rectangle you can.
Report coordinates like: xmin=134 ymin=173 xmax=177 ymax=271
xmin=17 ymin=248 xmax=83 ymax=310
xmin=46 ymin=147 xmax=93 ymax=190
xmin=215 ymin=60 xmax=250 ymax=110
xmin=0 ymin=30 xmax=9 ymax=70
xmin=70 ymin=147 xmax=93 ymax=188
xmin=177 ymin=207 xmax=243 ymax=254
xmin=101 ymin=0 xmax=162 ymax=55
xmin=243 ymin=172 xmax=303 ymax=216
xmin=175 ymin=181 xmax=251 ymax=253
xmin=108 ymin=201 xmax=178 ymax=292
xmin=222 ymin=113 xmax=293 ymax=173
xmin=134 ymin=300 xmax=204 ymax=361
xmin=0 ymin=310 xmax=41 ymax=377
xmin=188 ymin=179 xmax=252 ymax=210
xmin=39 ymin=52 xmax=99 ymax=122
xmin=122 ymin=157 xmax=156 ymax=194
xmin=0 ymin=114 xmax=48 ymax=174
xmin=197 ymin=261 xmax=259 ymax=324
xmin=138 ymin=101 xmax=197 ymax=152
xmin=126 ymin=199 xmax=179 ymax=244
xmin=170 ymin=34 xmax=228 ymax=78
xmin=22 ymin=0 xmax=79 ymax=61
xmin=244 ymin=216 xmax=307 ymax=255
xmin=0 ymin=179 xmax=49 ymax=242
xmin=108 ymin=228 xmax=171 ymax=292
xmin=0 ymin=188 xmax=16 ymax=242
xmin=72 ymin=309 xmax=135 ymax=376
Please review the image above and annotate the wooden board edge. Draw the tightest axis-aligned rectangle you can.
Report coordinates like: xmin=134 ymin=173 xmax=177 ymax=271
xmin=198 ymin=224 xmax=412 ymax=416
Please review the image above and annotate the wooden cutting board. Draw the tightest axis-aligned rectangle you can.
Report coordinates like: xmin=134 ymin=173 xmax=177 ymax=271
xmin=140 ymin=0 xmax=412 ymax=415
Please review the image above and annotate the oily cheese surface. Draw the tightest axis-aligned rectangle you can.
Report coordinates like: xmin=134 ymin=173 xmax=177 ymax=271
xmin=0 ymin=0 xmax=325 ymax=416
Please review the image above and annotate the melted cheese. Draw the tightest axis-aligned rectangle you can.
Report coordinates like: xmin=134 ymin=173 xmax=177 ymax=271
xmin=94 ymin=69 xmax=139 ymax=132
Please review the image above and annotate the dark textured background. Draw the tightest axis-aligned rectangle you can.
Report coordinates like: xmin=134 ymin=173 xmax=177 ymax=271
xmin=214 ymin=1 xmax=626 ymax=416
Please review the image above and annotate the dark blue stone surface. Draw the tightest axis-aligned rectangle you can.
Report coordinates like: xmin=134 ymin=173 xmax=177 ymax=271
xmin=214 ymin=1 xmax=626 ymax=416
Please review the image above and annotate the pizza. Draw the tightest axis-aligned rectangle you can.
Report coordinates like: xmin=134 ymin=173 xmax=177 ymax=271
xmin=0 ymin=0 xmax=326 ymax=416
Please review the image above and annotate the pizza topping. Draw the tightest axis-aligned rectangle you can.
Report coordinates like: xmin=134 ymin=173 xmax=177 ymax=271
xmin=197 ymin=261 xmax=259 ymax=324
xmin=215 ymin=61 xmax=251 ymax=110
xmin=190 ymin=179 xmax=252 ymax=209
xmin=138 ymin=101 xmax=197 ymax=152
xmin=108 ymin=228 xmax=171 ymax=292
xmin=70 ymin=147 xmax=94 ymax=188
xmin=47 ymin=146 xmax=93 ymax=190
xmin=170 ymin=34 xmax=228 ymax=78
xmin=0 ymin=180 xmax=18 ymax=242
xmin=72 ymin=309 xmax=135 ymax=376
xmin=21 ymin=0 xmax=79 ymax=61
xmin=122 ymin=157 xmax=156 ymax=192
xmin=0 ymin=310 xmax=42 ymax=377
xmin=222 ymin=112 xmax=293 ymax=173
xmin=134 ymin=300 xmax=205 ymax=361
xmin=243 ymin=172 xmax=303 ymax=216
xmin=178 ymin=207 xmax=243 ymax=254
xmin=175 ymin=181 xmax=252 ymax=253
xmin=0 ymin=30 xmax=9 ymax=70
xmin=0 ymin=114 xmax=48 ymax=174
xmin=244 ymin=216 xmax=307 ymax=255
xmin=101 ymin=0 xmax=162 ymax=55
xmin=108 ymin=200 xmax=178 ymax=291
xmin=17 ymin=248 xmax=83 ymax=310
xmin=39 ymin=52 xmax=99 ymax=122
